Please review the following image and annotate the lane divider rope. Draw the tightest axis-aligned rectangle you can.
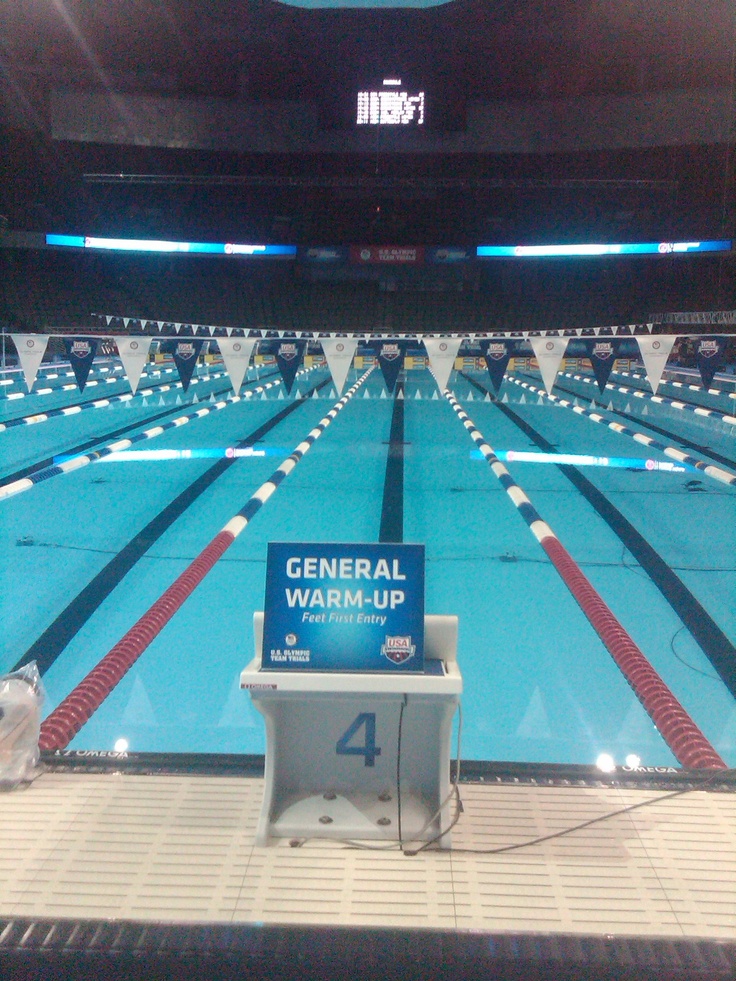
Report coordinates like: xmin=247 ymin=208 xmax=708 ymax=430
xmin=556 ymin=370 xmax=736 ymax=426
xmin=612 ymin=367 xmax=736 ymax=402
xmin=0 ymin=368 xmax=309 ymax=502
xmin=506 ymin=375 xmax=736 ymax=487
xmin=38 ymin=366 xmax=374 ymax=751
xmin=0 ymin=366 xmax=228 ymax=431
xmin=441 ymin=386 xmax=726 ymax=770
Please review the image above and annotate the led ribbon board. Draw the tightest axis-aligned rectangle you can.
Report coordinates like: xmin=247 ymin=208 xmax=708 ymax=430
xmin=262 ymin=542 xmax=425 ymax=672
xmin=477 ymin=241 xmax=732 ymax=258
xmin=46 ymin=235 xmax=296 ymax=256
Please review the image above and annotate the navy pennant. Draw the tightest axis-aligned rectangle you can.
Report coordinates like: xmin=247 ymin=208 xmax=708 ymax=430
xmin=480 ymin=339 xmax=513 ymax=393
xmin=695 ymin=336 xmax=726 ymax=390
xmin=64 ymin=337 xmax=98 ymax=392
xmin=374 ymin=340 xmax=406 ymax=393
xmin=275 ymin=339 xmax=306 ymax=393
xmin=172 ymin=338 xmax=204 ymax=391
xmin=583 ymin=338 xmax=621 ymax=393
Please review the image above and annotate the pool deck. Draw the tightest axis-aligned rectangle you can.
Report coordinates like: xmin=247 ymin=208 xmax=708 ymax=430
xmin=1 ymin=765 xmax=735 ymax=979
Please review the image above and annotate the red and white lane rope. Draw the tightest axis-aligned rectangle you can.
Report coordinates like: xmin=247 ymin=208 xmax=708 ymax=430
xmin=38 ymin=367 xmax=373 ymax=751
xmin=442 ymin=387 xmax=726 ymax=770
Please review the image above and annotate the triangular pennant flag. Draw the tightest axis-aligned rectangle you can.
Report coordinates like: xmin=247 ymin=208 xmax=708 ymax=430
xmin=516 ymin=686 xmax=552 ymax=739
xmin=478 ymin=339 xmax=513 ymax=393
xmin=422 ymin=337 xmax=463 ymax=393
xmin=373 ymin=339 xmax=407 ymax=394
xmin=216 ymin=337 xmax=257 ymax=394
xmin=121 ymin=676 xmax=157 ymax=726
xmin=171 ymin=338 xmax=203 ymax=391
xmin=528 ymin=336 xmax=568 ymax=395
xmin=122 ymin=318 xmax=130 ymax=329
xmin=694 ymin=336 xmax=727 ymax=390
xmin=582 ymin=338 xmax=621 ymax=393
xmin=321 ymin=337 xmax=359 ymax=395
xmin=274 ymin=339 xmax=306 ymax=393
xmin=12 ymin=334 xmax=49 ymax=392
xmin=63 ymin=337 xmax=98 ymax=392
xmin=114 ymin=335 xmax=151 ymax=395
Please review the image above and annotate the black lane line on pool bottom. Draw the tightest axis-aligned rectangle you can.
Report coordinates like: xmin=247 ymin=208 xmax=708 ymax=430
xmin=13 ymin=379 xmax=331 ymax=676
xmin=379 ymin=385 xmax=405 ymax=543
xmin=1 ymin=372 xmax=281 ymax=485
xmin=462 ymin=372 xmax=736 ymax=699
xmin=518 ymin=371 xmax=736 ymax=472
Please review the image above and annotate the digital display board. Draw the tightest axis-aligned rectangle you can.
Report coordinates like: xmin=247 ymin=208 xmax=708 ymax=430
xmin=356 ymin=78 xmax=424 ymax=126
xmin=46 ymin=235 xmax=297 ymax=257
xmin=477 ymin=241 xmax=732 ymax=258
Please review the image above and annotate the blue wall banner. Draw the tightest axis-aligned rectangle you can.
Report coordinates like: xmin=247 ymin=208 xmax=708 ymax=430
xmin=261 ymin=542 xmax=425 ymax=672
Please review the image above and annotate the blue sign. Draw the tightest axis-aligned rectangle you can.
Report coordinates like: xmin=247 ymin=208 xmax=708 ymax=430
xmin=261 ymin=542 xmax=425 ymax=672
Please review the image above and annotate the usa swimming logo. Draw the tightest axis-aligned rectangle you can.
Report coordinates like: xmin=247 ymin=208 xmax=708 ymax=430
xmin=177 ymin=342 xmax=196 ymax=360
xmin=71 ymin=341 xmax=91 ymax=357
xmin=279 ymin=343 xmax=298 ymax=361
xmin=486 ymin=343 xmax=507 ymax=360
xmin=698 ymin=340 xmax=719 ymax=358
xmin=593 ymin=341 xmax=614 ymax=360
xmin=381 ymin=343 xmax=401 ymax=361
xmin=381 ymin=634 xmax=416 ymax=665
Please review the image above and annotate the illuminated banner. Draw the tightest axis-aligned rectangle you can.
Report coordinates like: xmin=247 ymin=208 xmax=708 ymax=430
xmin=694 ymin=336 xmax=727 ymax=389
xmin=350 ymin=246 xmax=424 ymax=264
xmin=63 ymin=337 xmax=98 ymax=392
xmin=170 ymin=339 xmax=203 ymax=391
xmin=261 ymin=542 xmax=425 ymax=673
xmin=477 ymin=240 xmax=732 ymax=258
xmin=12 ymin=334 xmax=49 ymax=392
xmin=46 ymin=234 xmax=296 ymax=257
xmin=274 ymin=340 xmax=306 ymax=393
xmin=373 ymin=340 xmax=408 ymax=393
xmin=356 ymin=79 xmax=425 ymax=126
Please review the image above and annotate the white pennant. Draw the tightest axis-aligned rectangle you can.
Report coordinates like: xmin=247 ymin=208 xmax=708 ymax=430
xmin=123 ymin=318 xmax=130 ymax=328
xmin=216 ymin=337 xmax=257 ymax=394
xmin=114 ymin=335 xmax=152 ymax=394
xmin=320 ymin=337 xmax=359 ymax=394
xmin=529 ymin=336 xmax=568 ymax=395
xmin=636 ymin=335 xmax=677 ymax=394
xmin=13 ymin=334 xmax=49 ymax=391
xmin=422 ymin=337 xmax=463 ymax=393
xmin=106 ymin=315 xmax=113 ymax=325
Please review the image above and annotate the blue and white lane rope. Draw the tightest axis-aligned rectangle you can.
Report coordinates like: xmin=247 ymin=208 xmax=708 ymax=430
xmin=555 ymin=370 xmax=736 ymax=426
xmin=612 ymin=367 xmax=736 ymax=401
xmin=505 ymin=375 xmax=736 ymax=487
xmin=0 ymin=362 xmax=128 ymax=398
xmin=0 ymin=368 xmax=311 ymax=502
xmin=0 ymin=367 xmax=232 ymax=433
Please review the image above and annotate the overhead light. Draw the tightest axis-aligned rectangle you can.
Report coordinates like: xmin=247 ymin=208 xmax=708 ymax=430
xmin=596 ymin=752 xmax=616 ymax=773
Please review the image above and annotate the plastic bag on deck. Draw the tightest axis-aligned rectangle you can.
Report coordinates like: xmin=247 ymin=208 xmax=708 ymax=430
xmin=0 ymin=661 xmax=45 ymax=790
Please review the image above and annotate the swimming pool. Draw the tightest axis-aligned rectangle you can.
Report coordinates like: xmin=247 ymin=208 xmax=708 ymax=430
xmin=2 ymin=348 xmax=735 ymax=768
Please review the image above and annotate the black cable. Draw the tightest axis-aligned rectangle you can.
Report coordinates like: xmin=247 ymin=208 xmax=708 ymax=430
xmin=446 ymin=767 xmax=736 ymax=856
xmin=397 ymin=694 xmax=407 ymax=848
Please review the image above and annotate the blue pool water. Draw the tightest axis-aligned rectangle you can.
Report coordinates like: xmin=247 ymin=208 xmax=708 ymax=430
xmin=2 ymin=353 xmax=735 ymax=767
